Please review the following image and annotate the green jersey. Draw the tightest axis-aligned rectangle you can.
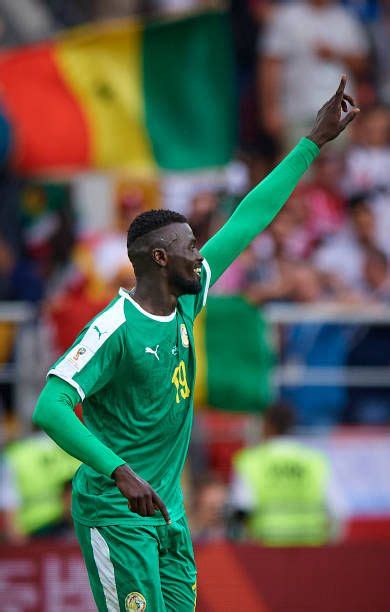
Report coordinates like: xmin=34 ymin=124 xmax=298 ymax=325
xmin=34 ymin=138 xmax=319 ymax=531
xmin=48 ymin=260 xmax=211 ymax=526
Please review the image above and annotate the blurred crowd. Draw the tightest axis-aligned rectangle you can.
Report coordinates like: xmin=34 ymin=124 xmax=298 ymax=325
xmin=0 ymin=0 xmax=390 ymax=545
xmin=0 ymin=2 xmax=389 ymax=299
xmin=1 ymin=1 xmax=388 ymax=310
xmin=2 ymin=403 xmax=348 ymax=547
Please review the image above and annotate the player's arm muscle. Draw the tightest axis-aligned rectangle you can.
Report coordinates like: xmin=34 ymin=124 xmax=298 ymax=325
xmin=200 ymin=138 xmax=319 ymax=285
xmin=32 ymin=376 xmax=125 ymax=477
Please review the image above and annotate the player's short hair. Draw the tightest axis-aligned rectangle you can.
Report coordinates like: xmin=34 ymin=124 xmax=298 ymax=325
xmin=127 ymin=209 xmax=187 ymax=250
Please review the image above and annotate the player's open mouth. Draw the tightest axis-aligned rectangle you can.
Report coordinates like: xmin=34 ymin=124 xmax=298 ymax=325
xmin=194 ymin=265 xmax=201 ymax=278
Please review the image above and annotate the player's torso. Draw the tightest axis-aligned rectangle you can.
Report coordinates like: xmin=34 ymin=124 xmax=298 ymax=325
xmin=123 ymin=303 xmax=194 ymax=426
xmin=75 ymin=297 xmax=197 ymax=522
xmin=83 ymin=298 xmax=196 ymax=459
xmin=71 ymin=265 xmax=210 ymax=524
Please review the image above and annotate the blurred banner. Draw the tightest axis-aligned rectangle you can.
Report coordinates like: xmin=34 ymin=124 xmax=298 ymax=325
xmin=0 ymin=10 xmax=235 ymax=175
xmin=194 ymin=296 xmax=275 ymax=412
xmin=306 ymin=430 xmax=390 ymax=519
xmin=1 ymin=540 xmax=389 ymax=611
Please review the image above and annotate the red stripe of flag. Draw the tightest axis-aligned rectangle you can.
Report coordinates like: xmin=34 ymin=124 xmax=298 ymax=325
xmin=0 ymin=42 xmax=90 ymax=174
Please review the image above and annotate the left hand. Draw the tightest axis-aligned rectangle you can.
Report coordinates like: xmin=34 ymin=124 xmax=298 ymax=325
xmin=306 ymin=75 xmax=360 ymax=148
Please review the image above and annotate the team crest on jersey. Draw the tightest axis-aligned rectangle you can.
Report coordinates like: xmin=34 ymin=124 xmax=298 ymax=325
xmin=180 ymin=323 xmax=189 ymax=348
xmin=125 ymin=591 xmax=147 ymax=611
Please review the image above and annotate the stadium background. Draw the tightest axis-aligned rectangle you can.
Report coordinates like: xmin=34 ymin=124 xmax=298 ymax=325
xmin=0 ymin=0 xmax=389 ymax=610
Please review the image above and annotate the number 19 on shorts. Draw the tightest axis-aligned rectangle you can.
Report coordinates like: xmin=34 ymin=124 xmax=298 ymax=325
xmin=172 ymin=360 xmax=190 ymax=404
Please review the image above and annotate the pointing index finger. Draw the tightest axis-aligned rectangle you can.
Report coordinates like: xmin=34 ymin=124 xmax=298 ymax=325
xmin=152 ymin=491 xmax=171 ymax=524
xmin=336 ymin=75 xmax=347 ymax=99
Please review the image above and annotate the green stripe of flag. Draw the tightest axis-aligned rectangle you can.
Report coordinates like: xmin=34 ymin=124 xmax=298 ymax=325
xmin=142 ymin=11 xmax=236 ymax=170
xmin=196 ymin=296 xmax=275 ymax=412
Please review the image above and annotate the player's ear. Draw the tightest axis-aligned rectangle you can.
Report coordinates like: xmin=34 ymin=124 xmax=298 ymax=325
xmin=152 ymin=248 xmax=168 ymax=267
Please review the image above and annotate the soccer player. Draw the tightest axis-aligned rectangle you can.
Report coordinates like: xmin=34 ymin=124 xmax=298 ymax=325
xmin=33 ymin=76 xmax=358 ymax=611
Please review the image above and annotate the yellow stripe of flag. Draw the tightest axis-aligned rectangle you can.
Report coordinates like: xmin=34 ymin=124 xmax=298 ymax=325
xmin=54 ymin=21 xmax=156 ymax=172
xmin=194 ymin=308 xmax=207 ymax=408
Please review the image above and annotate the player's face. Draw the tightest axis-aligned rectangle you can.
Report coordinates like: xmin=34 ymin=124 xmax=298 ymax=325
xmin=167 ymin=223 xmax=203 ymax=296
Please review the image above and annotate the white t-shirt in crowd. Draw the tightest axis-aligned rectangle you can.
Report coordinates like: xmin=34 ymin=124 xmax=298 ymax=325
xmin=344 ymin=146 xmax=390 ymax=197
xmin=314 ymin=228 xmax=365 ymax=288
xmin=262 ymin=2 xmax=368 ymax=121
xmin=0 ymin=459 xmax=20 ymax=511
xmin=344 ymin=146 xmax=390 ymax=257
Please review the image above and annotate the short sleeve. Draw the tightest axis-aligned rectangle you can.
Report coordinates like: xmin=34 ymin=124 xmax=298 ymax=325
xmin=47 ymin=297 xmax=126 ymax=400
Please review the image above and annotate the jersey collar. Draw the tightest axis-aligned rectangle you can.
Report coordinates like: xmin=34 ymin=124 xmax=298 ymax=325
xmin=119 ymin=288 xmax=177 ymax=322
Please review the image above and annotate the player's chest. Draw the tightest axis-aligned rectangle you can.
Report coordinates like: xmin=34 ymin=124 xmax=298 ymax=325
xmin=126 ymin=315 xmax=194 ymax=385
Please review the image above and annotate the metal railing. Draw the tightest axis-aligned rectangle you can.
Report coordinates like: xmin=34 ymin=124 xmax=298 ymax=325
xmin=265 ymin=303 xmax=390 ymax=388
xmin=0 ymin=302 xmax=48 ymax=435
xmin=1 ymin=301 xmax=390 ymax=433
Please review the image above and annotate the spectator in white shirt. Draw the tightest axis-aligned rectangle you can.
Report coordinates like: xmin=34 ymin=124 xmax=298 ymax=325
xmin=344 ymin=106 xmax=390 ymax=255
xmin=259 ymin=0 xmax=369 ymax=149
xmin=314 ymin=194 xmax=380 ymax=290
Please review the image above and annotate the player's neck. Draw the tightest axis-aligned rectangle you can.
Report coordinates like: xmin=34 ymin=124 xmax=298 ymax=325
xmin=131 ymin=277 xmax=177 ymax=316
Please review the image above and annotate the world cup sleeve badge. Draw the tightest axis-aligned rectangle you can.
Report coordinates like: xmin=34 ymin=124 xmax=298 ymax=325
xmin=180 ymin=323 xmax=189 ymax=348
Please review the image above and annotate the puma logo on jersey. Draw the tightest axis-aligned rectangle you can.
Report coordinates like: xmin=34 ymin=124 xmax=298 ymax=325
xmin=145 ymin=345 xmax=160 ymax=360
xmin=93 ymin=325 xmax=108 ymax=340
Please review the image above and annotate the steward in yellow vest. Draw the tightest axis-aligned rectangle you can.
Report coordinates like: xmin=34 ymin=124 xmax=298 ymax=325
xmin=231 ymin=404 xmax=330 ymax=545
xmin=5 ymin=433 xmax=80 ymax=535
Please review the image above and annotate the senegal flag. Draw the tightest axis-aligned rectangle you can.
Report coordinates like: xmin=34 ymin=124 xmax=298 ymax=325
xmin=194 ymin=296 xmax=275 ymax=412
xmin=0 ymin=11 xmax=234 ymax=174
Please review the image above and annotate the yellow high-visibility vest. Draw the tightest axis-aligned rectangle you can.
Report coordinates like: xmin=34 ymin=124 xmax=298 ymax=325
xmin=5 ymin=435 xmax=80 ymax=534
xmin=234 ymin=440 xmax=329 ymax=545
